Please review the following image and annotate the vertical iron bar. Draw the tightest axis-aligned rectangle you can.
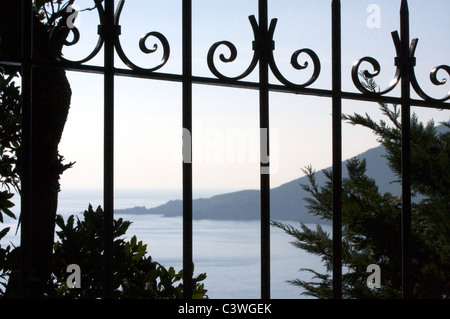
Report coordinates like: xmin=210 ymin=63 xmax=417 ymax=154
xmin=259 ymin=0 xmax=271 ymax=300
xmin=103 ymin=0 xmax=115 ymax=299
xmin=20 ymin=0 xmax=33 ymax=298
xmin=331 ymin=0 xmax=343 ymax=300
xmin=400 ymin=0 xmax=412 ymax=300
xmin=182 ymin=0 xmax=193 ymax=299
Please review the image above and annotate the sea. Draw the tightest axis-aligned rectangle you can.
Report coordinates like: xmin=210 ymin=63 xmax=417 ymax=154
xmin=1 ymin=187 xmax=330 ymax=299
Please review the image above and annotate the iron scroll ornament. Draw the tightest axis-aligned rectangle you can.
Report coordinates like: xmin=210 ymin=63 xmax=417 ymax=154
xmin=352 ymin=31 xmax=450 ymax=102
xmin=207 ymin=15 xmax=321 ymax=88
xmin=207 ymin=15 xmax=260 ymax=81
xmin=49 ymin=0 xmax=170 ymax=72
xmin=49 ymin=0 xmax=105 ymax=65
xmin=113 ymin=0 xmax=170 ymax=72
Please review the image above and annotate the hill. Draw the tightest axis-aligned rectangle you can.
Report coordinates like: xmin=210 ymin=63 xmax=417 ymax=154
xmin=115 ymin=144 xmax=401 ymax=224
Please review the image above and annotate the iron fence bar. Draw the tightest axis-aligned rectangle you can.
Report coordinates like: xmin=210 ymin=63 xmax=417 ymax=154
xmin=103 ymin=0 xmax=115 ymax=299
xmin=331 ymin=0 xmax=343 ymax=300
xmin=399 ymin=0 xmax=412 ymax=299
xmin=182 ymin=0 xmax=194 ymax=299
xmin=20 ymin=0 xmax=33 ymax=299
xmin=258 ymin=0 xmax=271 ymax=300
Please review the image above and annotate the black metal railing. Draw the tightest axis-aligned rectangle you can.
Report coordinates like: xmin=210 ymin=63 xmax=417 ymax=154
xmin=1 ymin=0 xmax=448 ymax=299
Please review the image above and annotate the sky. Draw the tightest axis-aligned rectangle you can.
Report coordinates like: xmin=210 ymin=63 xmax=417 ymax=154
xmin=56 ymin=0 xmax=450 ymax=193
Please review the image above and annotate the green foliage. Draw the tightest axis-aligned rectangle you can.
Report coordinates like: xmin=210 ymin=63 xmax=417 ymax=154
xmin=0 ymin=192 xmax=15 ymax=224
xmin=0 ymin=67 xmax=20 ymax=296
xmin=50 ymin=205 xmax=208 ymax=299
xmin=273 ymin=103 xmax=449 ymax=299
xmin=0 ymin=226 xmax=13 ymax=293
xmin=0 ymin=67 xmax=21 ymax=207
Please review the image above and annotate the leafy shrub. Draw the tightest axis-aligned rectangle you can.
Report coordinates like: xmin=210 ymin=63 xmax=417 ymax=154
xmin=51 ymin=204 xmax=208 ymax=299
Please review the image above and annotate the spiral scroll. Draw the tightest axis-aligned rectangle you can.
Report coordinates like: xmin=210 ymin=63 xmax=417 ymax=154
xmin=207 ymin=15 xmax=260 ymax=81
xmin=49 ymin=0 xmax=105 ymax=64
xmin=267 ymin=19 xmax=321 ymax=88
xmin=114 ymin=0 xmax=170 ymax=72
xmin=352 ymin=56 xmax=401 ymax=95
xmin=411 ymin=64 xmax=450 ymax=102
xmin=352 ymin=30 xmax=450 ymax=102
xmin=351 ymin=31 xmax=404 ymax=96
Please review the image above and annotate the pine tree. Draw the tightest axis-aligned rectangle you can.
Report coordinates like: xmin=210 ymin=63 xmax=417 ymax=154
xmin=272 ymin=95 xmax=449 ymax=298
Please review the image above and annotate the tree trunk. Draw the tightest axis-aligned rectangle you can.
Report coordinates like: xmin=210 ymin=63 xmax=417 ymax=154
xmin=0 ymin=0 xmax=72 ymax=297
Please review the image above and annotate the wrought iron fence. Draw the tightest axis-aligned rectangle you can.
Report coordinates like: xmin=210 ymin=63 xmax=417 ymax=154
xmin=1 ymin=0 xmax=449 ymax=299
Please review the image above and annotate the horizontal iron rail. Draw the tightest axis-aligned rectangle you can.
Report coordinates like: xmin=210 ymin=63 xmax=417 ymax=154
xmin=2 ymin=58 xmax=448 ymax=110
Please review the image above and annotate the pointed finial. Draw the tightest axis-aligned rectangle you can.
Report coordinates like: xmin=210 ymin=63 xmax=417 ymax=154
xmin=400 ymin=0 xmax=410 ymax=44
xmin=400 ymin=0 xmax=409 ymax=14
xmin=332 ymin=0 xmax=340 ymax=7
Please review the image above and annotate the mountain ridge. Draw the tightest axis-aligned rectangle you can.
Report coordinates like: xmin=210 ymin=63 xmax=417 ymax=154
xmin=115 ymin=144 xmax=400 ymax=224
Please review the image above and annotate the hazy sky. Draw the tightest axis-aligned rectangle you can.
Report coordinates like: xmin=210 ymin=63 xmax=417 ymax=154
xmin=57 ymin=0 xmax=449 ymax=192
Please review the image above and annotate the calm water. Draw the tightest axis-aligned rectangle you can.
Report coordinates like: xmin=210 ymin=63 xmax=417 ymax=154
xmin=1 ymin=188 xmax=329 ymax=299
